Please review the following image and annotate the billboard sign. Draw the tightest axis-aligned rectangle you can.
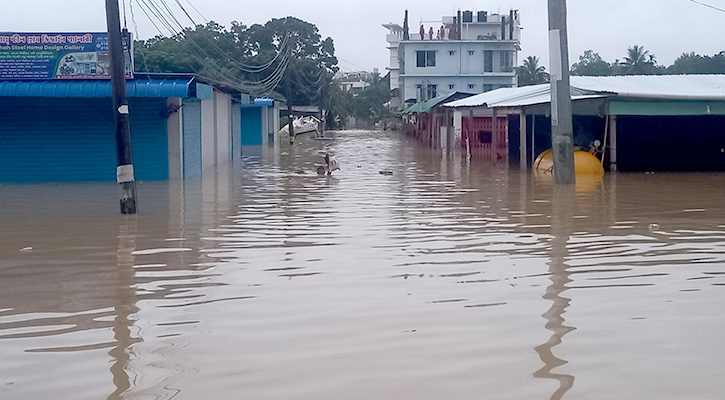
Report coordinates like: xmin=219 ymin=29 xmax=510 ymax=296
xmin=0 ymin=32 xmax=133 ymax=80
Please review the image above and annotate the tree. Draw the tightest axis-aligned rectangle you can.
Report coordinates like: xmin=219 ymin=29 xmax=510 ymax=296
xmin=621 ymin=45 xmax=657 ymax=75
xmin=515 ymin=56 xmax=549 ymax=86
xmin=240 ymin=17 xmax=338 ymax=106
xmin=667 ymin=51 xmax=725 ymax=74
xmin=571 ymin=50 xmax=614 ymax=76
xmin=349 ymin=72 xmax=392 ymax=123
xmin=134 ymin=17 xmax=338 ymax=108
xmin=326 ymin=72 xmax=393 ymax=129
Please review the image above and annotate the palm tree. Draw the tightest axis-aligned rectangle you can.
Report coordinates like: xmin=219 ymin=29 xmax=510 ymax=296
xmin=621 ymin=45 xmax=656 ymax=75
xmin=516 ymin=56 xmax=549 ymax=86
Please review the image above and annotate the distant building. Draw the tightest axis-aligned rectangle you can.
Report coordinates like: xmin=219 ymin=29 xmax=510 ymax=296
xmin=337 ymin=70 xmax=378 ymax=96
xmin=384 ymin=9 xmax=521 ymax=109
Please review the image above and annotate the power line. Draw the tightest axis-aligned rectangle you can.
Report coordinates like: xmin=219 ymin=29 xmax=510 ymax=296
xmin=130 ymin=0 xmax=292 ymax=95
xmin=690 ymin=0 xmax=725 ymax=13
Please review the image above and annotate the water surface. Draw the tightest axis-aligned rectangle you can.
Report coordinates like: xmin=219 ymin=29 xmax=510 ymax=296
xmin=1 ymin=130 xmax=724 ymax=399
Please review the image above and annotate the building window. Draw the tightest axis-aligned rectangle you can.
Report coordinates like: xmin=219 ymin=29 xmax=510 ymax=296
xmin=449 ymin=84 xmax=455 ymax=90
xmin=468 ymin=50 xmax=475 ymax=55
xmin=416 ymin=50 xmax=436 ymax=67
xmin=484 ymin=50 xmax=493 ymax=72
xmin=484 ymin=84 xmax=494 ymax=92
xmin=468 ymin=84 xmax=475 ymax=90
xmin=500 ymin=51 xmax=513 ymax=72
xmin=449 ymin=50 xmax=455 ymax=56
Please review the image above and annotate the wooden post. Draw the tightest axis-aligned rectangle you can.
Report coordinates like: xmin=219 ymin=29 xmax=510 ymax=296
xmin=105 ymin=0 xmax=137 ymax=214
xmin=520 ymin=112 xmax=527 ymax=170
xmin=548 ymin=0 xmax=576 ymax=184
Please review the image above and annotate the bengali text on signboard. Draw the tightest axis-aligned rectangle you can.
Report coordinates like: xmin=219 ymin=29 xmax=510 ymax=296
xmin=0 ymin=32 xmax=133 ymax=80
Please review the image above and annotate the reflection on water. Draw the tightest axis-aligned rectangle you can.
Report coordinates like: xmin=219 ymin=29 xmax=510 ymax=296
xmin=1 ymin=130 xmax=725 ymax=400
xmin=533 ymin=186 xmax=575 ymax=400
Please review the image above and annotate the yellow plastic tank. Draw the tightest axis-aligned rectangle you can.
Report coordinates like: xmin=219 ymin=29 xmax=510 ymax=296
xmin=534 ymin=149 xmax=604 ymax=192
xmin=534 ymin=149 xmax=604 ymax=175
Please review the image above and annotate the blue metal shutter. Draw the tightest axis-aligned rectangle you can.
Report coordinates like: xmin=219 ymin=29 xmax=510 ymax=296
xmin=182 ymin=98 xmax=202 ymax=177
xmin=241 ymin=106 xmax=263 ymax=146
xmin=0 ymin=97 xmax=168 ymax=182
xmin=130 ymin=98 xmax=169 ymax=181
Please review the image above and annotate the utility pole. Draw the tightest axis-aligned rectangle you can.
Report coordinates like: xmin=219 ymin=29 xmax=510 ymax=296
xmin=286 ymin=33 xmax=296 ymax=145
xmin=286 ymin=71 xmax=295 ymax=144
xmin=548 ymin=0 xmax=576 ymax=185
xmin=105 ymin=0 xmax=137 ymax=214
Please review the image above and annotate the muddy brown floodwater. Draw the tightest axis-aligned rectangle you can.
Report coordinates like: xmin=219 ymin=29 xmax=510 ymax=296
xmin=1 ymin=130 xmax=725 ymax=400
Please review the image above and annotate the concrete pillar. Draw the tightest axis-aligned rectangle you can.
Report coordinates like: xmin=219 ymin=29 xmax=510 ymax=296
xmin=531 ymin=115 xmax=537 ymax=165
xmin=610 ymin=115 xmax=617 ymax=172
xmin=166 ymin=97 xmax=183 ymax=179
xmin=492 ymin=108 xmax=499 ymax=160
xmin=446 ymin=108 xmax=454 ymax=153
xmin=520 ymin=112 xmax=527 ymax=170
xmin=548 ymin=0 xmax=576 ymax=184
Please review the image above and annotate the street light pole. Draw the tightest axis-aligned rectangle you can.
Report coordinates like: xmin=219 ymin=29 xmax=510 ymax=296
xmin=105 ymin=0 xmax=138 ymax=214
xmin=548 ymin=0 xmax=576 ymax=185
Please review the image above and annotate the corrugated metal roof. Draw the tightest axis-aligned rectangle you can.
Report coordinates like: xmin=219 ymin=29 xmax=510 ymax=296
xmin=444 ymin=75 xmax=725 ymax=108
xmin=403 ymin=92 xmax=475 ymax=114
xmin=571 ymin=75 xmax=725 ymax=99
xmin=444 ymin=84 xmax=603 ymax=108
xmin=0 ymin=79 xmax=194 ymax=98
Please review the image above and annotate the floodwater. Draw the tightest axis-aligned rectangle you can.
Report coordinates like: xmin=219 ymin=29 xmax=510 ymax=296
xmin=1 ymin=130 xmax=725 ymax=400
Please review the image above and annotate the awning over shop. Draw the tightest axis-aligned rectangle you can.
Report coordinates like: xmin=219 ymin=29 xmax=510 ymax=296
xmin=0 ymin=78 xmax=212 ymax=99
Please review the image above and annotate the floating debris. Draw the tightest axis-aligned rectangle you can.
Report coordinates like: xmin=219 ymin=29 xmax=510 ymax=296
xmin=379 ymin=170 xmax=393 ymax=175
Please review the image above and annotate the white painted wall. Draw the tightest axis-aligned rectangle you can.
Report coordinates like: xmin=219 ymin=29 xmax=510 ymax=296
xmin=167 ymin=97 xmax=183 ymax=179
xmin=399 ymin=40 xmax=518 ymax=103
xmin=214 ymin=90 xmax=232 ymax=165
xmin=200 ymin=98 xmax=215 ymax=169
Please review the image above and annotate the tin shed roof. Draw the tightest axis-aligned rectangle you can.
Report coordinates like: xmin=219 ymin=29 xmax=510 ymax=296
xmin=403 ymin=92 xmax=475 ymax=114
xmin=444 ymin=75 xmax=725 ymax=109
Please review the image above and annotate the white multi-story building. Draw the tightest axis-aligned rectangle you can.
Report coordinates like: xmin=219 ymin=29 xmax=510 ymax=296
xmin=384 ymin=9 xmax=521 ymax=109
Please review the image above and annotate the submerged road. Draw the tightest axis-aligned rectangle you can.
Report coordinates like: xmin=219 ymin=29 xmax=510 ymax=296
xmin=1 ymin=130 xmax=725 ymax=399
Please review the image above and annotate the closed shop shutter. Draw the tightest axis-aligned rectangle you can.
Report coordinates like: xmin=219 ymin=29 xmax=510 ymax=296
xmin=182 ymin=98 xmax=202 ymax=177
xmin=241 ymin=106 xmax=262 ymax=146
xmin=0 ymin=97 xmax=168 ymax=182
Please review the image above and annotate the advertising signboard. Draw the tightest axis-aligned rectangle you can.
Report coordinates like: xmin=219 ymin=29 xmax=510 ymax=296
xmin=0 ymin=32 xmax=133 ymax=80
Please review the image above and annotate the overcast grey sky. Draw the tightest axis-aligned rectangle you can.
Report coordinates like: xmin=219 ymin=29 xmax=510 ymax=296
xmin=1 ymin=0 xmax=724 ymax=73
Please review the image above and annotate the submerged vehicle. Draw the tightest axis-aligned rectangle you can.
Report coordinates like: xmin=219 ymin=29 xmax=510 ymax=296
xmin=280 ymin=116 xmax=320 ymax=136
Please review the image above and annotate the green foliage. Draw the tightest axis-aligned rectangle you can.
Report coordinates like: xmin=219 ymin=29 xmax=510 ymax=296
xmin=621 ymin=44 xmax=657 ymax=75
xmin=667 ymin=51 xmax=725 ymax=74
xmin=571 ymin=50 xmax=615 ymax=76
xmin=326 ymin=72 xmax=393 ymax=128
xmin=515 ymin=56 xmax=549 ymax=86
xmin=571 ymin=47 xmax=725 ymax=76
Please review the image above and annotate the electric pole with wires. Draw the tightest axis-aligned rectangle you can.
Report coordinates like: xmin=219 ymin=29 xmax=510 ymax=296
xmin=548 ymin=0 xmax=576 ymax=185
xmin=106 ymin=0 xmax=138 ymax=213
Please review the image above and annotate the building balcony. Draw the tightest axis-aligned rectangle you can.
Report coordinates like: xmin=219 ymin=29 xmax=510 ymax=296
xmin=386 ymin=33 xmax=402 ymax=43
